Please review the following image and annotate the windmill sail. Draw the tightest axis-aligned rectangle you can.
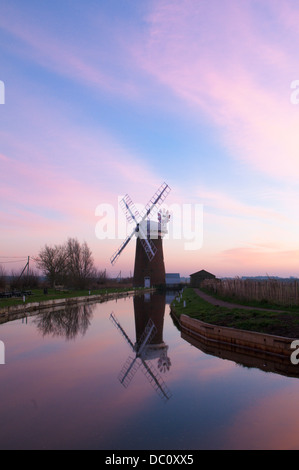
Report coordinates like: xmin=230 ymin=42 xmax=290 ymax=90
xmin=120 ymin=194 xmax=141 ymax=225
xmin=110 ymin=228 xmax=136 ymax=266
xmin=141 ymin=182 xmax=171 ymax=220
xmin=137 ymin=224 xmax=157 ymax=261
xmin=109 ymin=312 xmax=171 ymax=401
xmin=110 ymin=312 xmax=135 ymax=349
xmin=135 ymin=318 xmax=157 ymax=355
xmin=118 ymin=356 xmax=141 ymax=388
xmin=140 ymin=359 xmax=172 ymax=402
xmin=110 ymin=182 xmax=171 ymax=266
xmin=118 ymin=318 xmax=156 ymax=388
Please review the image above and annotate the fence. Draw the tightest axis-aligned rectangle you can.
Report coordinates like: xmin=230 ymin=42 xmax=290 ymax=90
xmin=202 ymin=278 xmax=299 ymax=307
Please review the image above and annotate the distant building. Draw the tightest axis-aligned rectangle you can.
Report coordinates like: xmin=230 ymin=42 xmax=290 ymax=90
xmin=165 ymin=273 xmax=181 ymax=288
xmin=190 ymin=270 xmax=216 ymax=288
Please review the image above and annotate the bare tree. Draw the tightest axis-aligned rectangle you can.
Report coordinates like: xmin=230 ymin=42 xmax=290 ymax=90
xmin=66 ymin=238 xmax=95 ymax=289
xmin=35 ymin=244 xmax=68 ymax=288
xmin=0 ymin=264 xmax=6 ymax=290
xmin=36 ymin=239 xmax=96 ymax=289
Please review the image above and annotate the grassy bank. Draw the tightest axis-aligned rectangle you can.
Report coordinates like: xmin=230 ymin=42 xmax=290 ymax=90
xmin=199 ymin=286 xmax=299 ymax=312
xmin=171 ymin=288 xmax=299 ymax=338
xmin=0 ymin=286 xmax=141 ymax=309
xmin=202 ymin=278 xmax=299 ymax=308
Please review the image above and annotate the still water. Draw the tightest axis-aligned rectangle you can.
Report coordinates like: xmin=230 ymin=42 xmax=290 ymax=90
xmin=1 ymin=291 xmax=299 ymax=450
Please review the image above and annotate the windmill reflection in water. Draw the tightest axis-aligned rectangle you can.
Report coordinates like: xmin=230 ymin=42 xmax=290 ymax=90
xmin=110 ymin=293 xmax=172 ymax=402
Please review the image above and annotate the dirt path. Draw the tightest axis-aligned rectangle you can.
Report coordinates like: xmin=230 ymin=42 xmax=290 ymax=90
xmin=194 ymin=288 xmax=286 ymax=313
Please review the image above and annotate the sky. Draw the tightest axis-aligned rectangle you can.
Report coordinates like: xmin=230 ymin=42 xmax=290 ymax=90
xmin=1 ymin=0 xmax=299 ymax=279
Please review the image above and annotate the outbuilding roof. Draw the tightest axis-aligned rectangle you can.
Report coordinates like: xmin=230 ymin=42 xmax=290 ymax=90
xmin=190 ymin=270 xmax=215 ymax=277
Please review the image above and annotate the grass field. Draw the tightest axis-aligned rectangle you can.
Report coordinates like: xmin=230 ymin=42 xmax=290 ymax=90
xmin=0 ymin=286 xmax=137 ymax=309
xmin=171 ymin=288 xmax=299 ymax=338
xmin=202 ymin=278 xmax=299 ymax=307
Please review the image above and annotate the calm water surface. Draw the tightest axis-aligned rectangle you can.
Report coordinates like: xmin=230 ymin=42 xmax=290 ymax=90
xmin=1 ymin=292 xmax=299 ymax=450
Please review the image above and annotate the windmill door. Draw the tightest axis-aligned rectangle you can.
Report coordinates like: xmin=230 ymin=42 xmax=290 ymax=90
xmin=144 ymin=277 xmax=151 ymax=288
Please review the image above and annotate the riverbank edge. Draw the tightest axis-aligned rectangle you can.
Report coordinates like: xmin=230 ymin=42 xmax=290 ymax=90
xmin=175 ymin=312 xmax=295 ymax=358
xmin=0 ymin=288 xmax=156 ymax=318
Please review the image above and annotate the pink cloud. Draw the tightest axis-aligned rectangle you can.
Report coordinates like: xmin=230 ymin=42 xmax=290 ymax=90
xmin=0 ymin=4 xmax=140 ymax=100
xmin=0 ymin=116 xmax=167 ymax=273
xmin=140 ymin=0 xmax=299 ymax=181
xmin=198 ymin=187 xmax=287 ymax=223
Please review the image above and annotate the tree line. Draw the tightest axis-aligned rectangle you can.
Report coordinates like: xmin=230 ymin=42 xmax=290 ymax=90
xmin=0 ymin=238 xmax=107 ymax=291
xmin=35 ymin=238 xmax=104 ymax=289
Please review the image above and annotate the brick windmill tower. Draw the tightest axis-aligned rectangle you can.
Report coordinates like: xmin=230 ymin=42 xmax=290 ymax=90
xmin=110 ymin=182 xmax=171 ymax=288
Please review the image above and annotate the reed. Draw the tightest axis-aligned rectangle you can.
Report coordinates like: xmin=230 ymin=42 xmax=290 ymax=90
xmin=201 ymin=278 xmax=299 ymax=307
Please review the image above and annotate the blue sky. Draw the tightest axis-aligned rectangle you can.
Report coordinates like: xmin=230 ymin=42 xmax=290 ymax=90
xmin=1 ymin=0 xmax=299 ymax=278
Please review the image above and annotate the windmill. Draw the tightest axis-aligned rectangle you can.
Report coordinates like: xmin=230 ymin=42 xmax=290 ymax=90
xmin=110 ymin=182 xmax=171 ymax=287
xmin=109 ymin=310 xmax=172 ymax=402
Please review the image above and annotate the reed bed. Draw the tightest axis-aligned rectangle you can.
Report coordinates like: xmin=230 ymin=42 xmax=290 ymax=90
xmin=201 ymin=278 xmax=299 ymax=307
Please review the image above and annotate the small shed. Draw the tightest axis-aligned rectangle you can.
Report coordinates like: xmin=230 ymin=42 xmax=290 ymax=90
xmin=190 ymin=270 xmax=216 ymax=288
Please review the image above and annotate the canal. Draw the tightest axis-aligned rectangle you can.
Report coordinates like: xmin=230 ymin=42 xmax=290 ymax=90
xmin=1 ymin=291 xmax=299 ymax=450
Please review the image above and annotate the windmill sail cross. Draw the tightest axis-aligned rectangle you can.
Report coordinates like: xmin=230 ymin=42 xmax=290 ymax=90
xmin=110 ymin=182 xmax=171 ymax=266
